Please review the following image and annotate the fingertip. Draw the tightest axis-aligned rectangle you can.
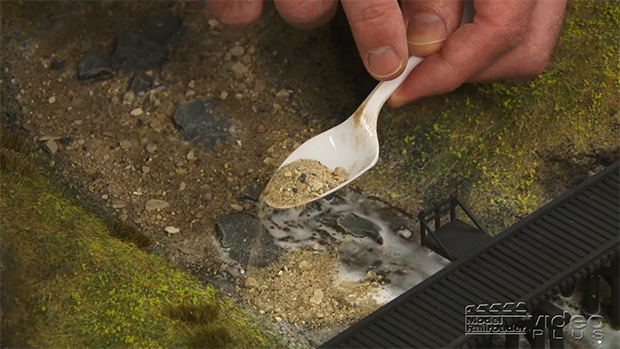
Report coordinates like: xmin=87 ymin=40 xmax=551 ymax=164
xmin=275 ymin=0 xmax=338 ymax=29
xmin=387 ymin=89 xmax=411 ymax=108
xmin=207 ymin=0 xmax=264 ymax=26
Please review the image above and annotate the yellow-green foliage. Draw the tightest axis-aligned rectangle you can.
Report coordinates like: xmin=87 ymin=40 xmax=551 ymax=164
xmin=375 ymin=0 xmax=619 ymax=232
xmin=0 ymin=153 xmax=280 ymax=348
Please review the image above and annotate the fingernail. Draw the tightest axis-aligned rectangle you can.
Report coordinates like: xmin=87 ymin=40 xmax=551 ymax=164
xmin=367 ymin=46 xmax=403 ymax=79
xmin=407 ymin=13 xmax=447 ymax=47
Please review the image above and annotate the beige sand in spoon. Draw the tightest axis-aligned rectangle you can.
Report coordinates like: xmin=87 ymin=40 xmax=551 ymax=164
xmin=261 ymin=159 xmax=348 ymax=208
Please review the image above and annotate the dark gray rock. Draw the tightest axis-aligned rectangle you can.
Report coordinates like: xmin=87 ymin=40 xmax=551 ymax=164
xmin=216 ymin=213 xmax=281 ymax=267
xmin=77 ymin=48 xmax=113 ymax=81
xmin=336 ymin=214 xmax=383 ymax=245
xmin=171 ymin=99 xmax=229 ymax=149
xmin=60 ymin=136 xmax=74 ymax=146
xmin=111 ymin=30 xmax=165 ymax=72
xmin=240 ymin=184 xmax=265 ymax=202
xmin=50 ymin=58 xmax=64 ymax=70
xmin=129 ymin=72 xmax=155 ymax=95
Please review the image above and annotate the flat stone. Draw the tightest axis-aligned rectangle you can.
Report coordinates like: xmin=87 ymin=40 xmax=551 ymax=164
xmin=77 ymin=47 xmax=113 ymax=81
xmin=171 ymin=99 xmax=229 ymax=150
xmin=145 ymin=199 xmax=169 ymax=211
xmin=111 ymin=30 xmax=165 ymax=73
xmin=245 ymin=277 xmax=259 ymax=289
xmin=275 ymin=89 xmax=290 ymax=99
xmin=130 ymin=108 xmax=143 ymax=116
xmin=38 ymin=135 xmax=61 ymax=141
xmin=178 ymin=246 xmax=202 ymax=256
xmin=42 ymin=139 xmax=58 ymax=154
xmin=216 ymin=212 xmax=281 ymax=267
xmin=336 ymin=214 xmax=383 ymax=245
xmin=239 ymin=185 xmax=264 ymax=202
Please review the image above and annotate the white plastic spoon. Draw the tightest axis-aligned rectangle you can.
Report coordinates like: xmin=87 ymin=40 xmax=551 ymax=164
xmin=264 ymin=56 xmax=424 ymax=209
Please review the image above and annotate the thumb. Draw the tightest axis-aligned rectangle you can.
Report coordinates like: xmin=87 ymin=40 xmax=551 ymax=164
xmin=401 ymin=0 xmax=463 ymax=57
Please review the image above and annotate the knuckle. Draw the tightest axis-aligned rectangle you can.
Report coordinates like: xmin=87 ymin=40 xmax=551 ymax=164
xmin=348 ymin=1 xmax=394 ymax=28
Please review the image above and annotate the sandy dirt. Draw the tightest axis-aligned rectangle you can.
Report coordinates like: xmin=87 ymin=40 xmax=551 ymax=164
xmin=0 ymin=1 xmax=392 ymax=345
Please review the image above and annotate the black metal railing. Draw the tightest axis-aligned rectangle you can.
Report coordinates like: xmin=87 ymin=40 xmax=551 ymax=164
xmin=418 ymin=194 xmax=489 ymax=259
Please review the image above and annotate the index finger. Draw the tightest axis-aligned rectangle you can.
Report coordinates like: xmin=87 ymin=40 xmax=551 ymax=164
xmin=389 ymin=0 xmax=536 ymax=106
xmin=341 ymin=0 xmax=408 ymax=80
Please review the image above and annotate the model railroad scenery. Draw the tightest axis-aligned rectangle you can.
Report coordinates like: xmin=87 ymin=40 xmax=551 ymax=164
xmin=1 ymin=1 xmax=619 ymax=348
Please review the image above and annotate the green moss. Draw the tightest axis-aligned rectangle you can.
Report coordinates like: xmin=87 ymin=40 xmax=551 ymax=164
xmin=367 ymin=0 xmax=619 ymax=232
xmin=0 ymin=147 xmax=281 ymax=347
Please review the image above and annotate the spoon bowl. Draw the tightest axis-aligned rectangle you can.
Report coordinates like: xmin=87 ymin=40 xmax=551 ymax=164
xmin=264 ymin=56 xmax=424 ymax=209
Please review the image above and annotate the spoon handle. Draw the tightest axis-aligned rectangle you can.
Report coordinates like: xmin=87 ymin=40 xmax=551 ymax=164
xmin=360 ymin=56 xmax=423 ymax=125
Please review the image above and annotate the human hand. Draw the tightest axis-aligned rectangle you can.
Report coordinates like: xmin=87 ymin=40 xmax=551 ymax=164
xmin=206 ymin=0 xmax=409 ymax=79
xmin=389 ymin=0 xmax=567 ymax=107
xmin=206 ymin=0 xmax=567 ymax=107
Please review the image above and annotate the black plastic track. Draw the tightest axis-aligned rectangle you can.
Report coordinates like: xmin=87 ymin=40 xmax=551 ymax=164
xmin=321 ymin=161 xmax=619 ymax=348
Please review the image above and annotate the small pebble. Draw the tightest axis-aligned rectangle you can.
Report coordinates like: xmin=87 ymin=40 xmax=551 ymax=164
xmin=230 ymin=62 xmax=248 ymax=79
xmin=310 ymin=289 xmax=324 ymax=305
xmin=164 ymin=226 xmax=181 ymax=235
xmin=130 ymin=107 xmax=143 ymax=116
xmin=48 ymin=96 xmax=56 ymax=104
xmin=245 ymin=277 xmax=259 ymax=289
xmin=186 ymin=150 xmax=196 ymax=161
xmin=145 ymin=199 xmax=169 ymax=211
xmin=230 ymin=45 xmax=245 ymax=57
xmin=178 ymin=182 xmax=187 ymax=191
xmin=142 ymin=166 xmax=150 ymax=174
xmin=111 ymin=199 xmax=126 ymax=209
xmin=333 ymin=166 xmax=347 ymax=178
xmin=187 ymin=80 xmax=195 ymax=88
xmin=275 ymin=90 xmax=290 ymax=99
xmin=220 ymin=91 xmax=229 ymax=100
xmin=230 ymin=204 xmax=244 ymax=212
xmin=123 ymin=91 xmax=135 ymax=104
xmin=298 ymin=260 xmax=311 ymax=271
xmin=119 ymin=139 xmax=131 ymax=150
xmin=146 ymin=144 xmax=158 ymax=153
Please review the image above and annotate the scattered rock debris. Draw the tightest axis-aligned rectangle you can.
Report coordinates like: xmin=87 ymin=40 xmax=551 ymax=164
xmin=241 ymin=248 xmax=379 ymax=329
xmin=262 ymin=159 xmax=348 ymax=208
